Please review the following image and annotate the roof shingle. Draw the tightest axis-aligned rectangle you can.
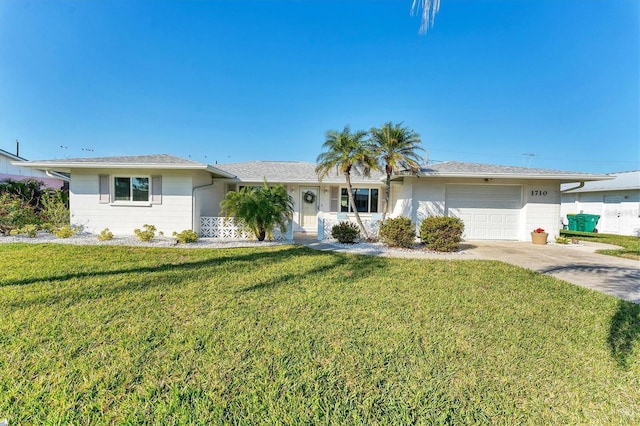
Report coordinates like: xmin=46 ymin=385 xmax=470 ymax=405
xmin=215 ymin=161 xmax=384 ymax=184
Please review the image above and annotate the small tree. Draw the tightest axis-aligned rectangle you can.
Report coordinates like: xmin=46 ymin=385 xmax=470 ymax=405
xmin=316 ymin=125 xmax=377 ymax=239
xmin=220 ymin=181 xmax=294 ymax=241
xmin=369 ymin=122 xmax=424 ymax=222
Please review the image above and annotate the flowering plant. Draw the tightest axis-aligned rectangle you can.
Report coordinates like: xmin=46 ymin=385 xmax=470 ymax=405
xmin=533 ymin=228 xmax=546 ymax=233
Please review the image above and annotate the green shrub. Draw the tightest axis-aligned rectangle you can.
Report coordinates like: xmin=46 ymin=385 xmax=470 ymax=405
xmin=134 ymin=224 xmax=158 ymax=242
xmin=220 ymin=181 xmax=294 ymax=241
xmin=379 ymin=217 xmax=416 ymax=248
xmin=41 ymin=190 xmax=69 ymax=228
xmin=0 ymin=193 xmax=40 ymax=234
xmin=173 ymin=230 xmax=198 ymax=244
xmin=98 ymin=228 xmax=114 ymax=241
xmin=53 ymin=225 xmax=78 ymax=239
xmin=9 ymin=224 xmax=39 ymax=238
xmin=420 ymin=216 xmax=465 ymax=252
xmin=331 ymin=221 xmax=360 ymax=244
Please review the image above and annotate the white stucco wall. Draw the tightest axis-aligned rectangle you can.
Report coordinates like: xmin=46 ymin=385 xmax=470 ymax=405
xmin=390 ymin=179 xmax=414 ymax=218
xmin=70 ymin=169 xmax=196 ymax=235
xmin=561 ymin=190 xmax=640 ymax=236
xmin=521 ymin=181 xmax=562 ymax=239
xmin=411 ymin=182 xmax=446 ymax=225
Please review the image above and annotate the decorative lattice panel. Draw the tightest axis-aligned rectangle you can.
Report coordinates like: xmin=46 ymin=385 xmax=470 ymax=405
xmin=200 ymin=217 xmax=289 ymax=241
xmin=200 ymin=217 xmax=253 ymax=239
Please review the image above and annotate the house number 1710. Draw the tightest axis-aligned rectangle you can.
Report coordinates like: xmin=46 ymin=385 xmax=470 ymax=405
xmin=531 ymin=190 xmax=548 ymax=196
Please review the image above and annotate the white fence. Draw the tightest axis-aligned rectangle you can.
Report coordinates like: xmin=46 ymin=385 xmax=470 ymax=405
xmin=319 ymin=218 xmax=380 ymax=240
xmin=200 ymin=217 xmax=291 ymax=241
xmin=200 ymin=216 xmax=380 ymax=241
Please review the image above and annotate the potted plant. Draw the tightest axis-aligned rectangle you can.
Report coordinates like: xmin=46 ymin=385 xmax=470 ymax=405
xmin=531 ymin=227 xmax=548 ymax=245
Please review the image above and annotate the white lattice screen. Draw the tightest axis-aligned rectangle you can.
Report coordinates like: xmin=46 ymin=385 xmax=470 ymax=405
xmin=200 ymin=217 xmax=288 ymax=241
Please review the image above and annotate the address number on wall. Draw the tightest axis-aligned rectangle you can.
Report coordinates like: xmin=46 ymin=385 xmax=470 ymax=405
xmin=531 ymin=190 xmax=548 ymax=196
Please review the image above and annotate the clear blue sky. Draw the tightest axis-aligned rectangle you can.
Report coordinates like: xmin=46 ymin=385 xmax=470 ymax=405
xmin=1 ymin=0 xmax=638 ymax=173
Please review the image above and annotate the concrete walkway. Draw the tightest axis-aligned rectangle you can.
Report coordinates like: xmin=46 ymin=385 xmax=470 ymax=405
xmin=294 ymin=233 xmax=640 ymax=304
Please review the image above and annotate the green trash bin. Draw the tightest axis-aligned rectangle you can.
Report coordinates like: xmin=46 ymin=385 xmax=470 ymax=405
xmin=577 ymin=214 xmax=600 ymax=233
xmin=566 ymin=214 xmax=578 ymax=231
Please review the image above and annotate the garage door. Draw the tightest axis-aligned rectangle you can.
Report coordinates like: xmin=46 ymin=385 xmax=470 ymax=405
xmin=446 ymin=185 xmax=522 ymax=240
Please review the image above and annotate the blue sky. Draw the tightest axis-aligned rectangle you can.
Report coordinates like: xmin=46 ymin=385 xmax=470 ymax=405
xmin=1 ymin=0 xmax=638 ymax=173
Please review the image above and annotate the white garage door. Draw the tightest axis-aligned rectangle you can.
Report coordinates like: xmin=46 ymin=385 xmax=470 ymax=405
xmin=446 ymin=185 xmax=522 ymax=240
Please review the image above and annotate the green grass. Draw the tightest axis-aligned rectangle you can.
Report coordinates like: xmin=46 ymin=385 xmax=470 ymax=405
xmin=1 ymin=244 xmax=639 ymax=424
xmin=560 ymin=230 xmax=640 ymax=260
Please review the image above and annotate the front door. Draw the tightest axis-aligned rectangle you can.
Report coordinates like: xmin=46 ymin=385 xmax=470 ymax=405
xmin=300 ymin=187 xmax=319 ymax=232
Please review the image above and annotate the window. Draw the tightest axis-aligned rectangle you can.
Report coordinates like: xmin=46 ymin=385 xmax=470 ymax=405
xmin=340 ymin=188 xmax=379 ymax=213
xmin=114 ymin=177 xmax=149 ymax=202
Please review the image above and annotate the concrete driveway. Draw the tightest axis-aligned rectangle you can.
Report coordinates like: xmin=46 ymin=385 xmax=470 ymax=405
xmin=467 ymin=241 xmax=640 ymax=304
xmin=297 ymin=234 xmax=640 ymax=304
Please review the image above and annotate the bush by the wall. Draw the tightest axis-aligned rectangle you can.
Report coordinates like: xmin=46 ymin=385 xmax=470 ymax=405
xmin=41 ymin=190 xmax=70 ymax=228
xmin=9 ymin=224 xmax=39 ymax=238
xmin=173 ymin=230 xmax=198 ymax=244
xmin=379 ymin=217 xmax=416 ymax=248
xmin=0 ymin=194 xmax=40 ymax=235
xmin=420 ymin=216 xmax=465 ymax=252
xmin=134 ymin=224 xmax=158 ymax=242
xmin=53 ymin=225 xmax=78 ymax=239
xmin=98 ymin=228 xmax=114 ymax=241
xmin=331 ymin=221 xmax=360 ymax=244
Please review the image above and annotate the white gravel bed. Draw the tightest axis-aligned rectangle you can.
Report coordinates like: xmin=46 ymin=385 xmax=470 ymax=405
xmin=324 ymin=239 xmax=469 ymax=255
xmin=0 ymin=232 xmax=286 ymax=249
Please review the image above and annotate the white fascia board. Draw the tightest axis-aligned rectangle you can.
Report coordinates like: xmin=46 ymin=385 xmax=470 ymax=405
xmin=14 ymin=162 xmax=204 ymax=170
xmin=15 ymin=161 xmax=237 ymax=178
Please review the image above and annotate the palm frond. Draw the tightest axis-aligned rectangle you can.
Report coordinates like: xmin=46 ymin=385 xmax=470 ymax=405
xmin=411 ymin=0 xmax=441 ymax=34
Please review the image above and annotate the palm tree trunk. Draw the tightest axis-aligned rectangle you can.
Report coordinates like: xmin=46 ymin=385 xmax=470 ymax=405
xmin=257 ymin=221 xmax=266 ymax=241
xmin=382 ymin=171 xmax=392 ymax=222
xmin=345 ymin=173 xmax=369 ymax=240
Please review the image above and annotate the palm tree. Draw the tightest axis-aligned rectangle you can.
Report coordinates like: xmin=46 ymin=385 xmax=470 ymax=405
xmin=411 ymin=0 xmax=441 ymax=33
xmin=369 ymin=122 xmax=424 ymax=222
xmin=316 ymin=126 xmax=376 ymax=240
xmin=220 ymin=181 xmax=294 ymax=241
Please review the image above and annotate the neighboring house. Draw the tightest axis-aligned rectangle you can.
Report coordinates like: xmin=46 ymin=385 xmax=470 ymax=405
xmin=0 ymin=148 xmax=68 ymax=188
xmin=561 ymin=170 xmax=640 ymax=236
xmin=18 ymin=154 xmax=611 ymax=241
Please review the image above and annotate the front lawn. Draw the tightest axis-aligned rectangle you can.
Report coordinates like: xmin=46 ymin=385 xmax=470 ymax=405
xmin=560 ymin=230 xmax=640 ymax=260
xmin=1 ymin=244 xmax=638 ymax=424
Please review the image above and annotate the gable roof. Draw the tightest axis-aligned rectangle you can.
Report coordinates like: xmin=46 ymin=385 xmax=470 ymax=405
xmin=15 ymin=154 xmax=613 ymax=185
xmin=15 ymin=154 xmax=236 ymax=179
xmin=393 ymin=161 xmax=611 ymax=183
xmin=561 ymin=170 xmax=640 ymax=193
xmin=215 ymin=161 xmax=384 ymax=184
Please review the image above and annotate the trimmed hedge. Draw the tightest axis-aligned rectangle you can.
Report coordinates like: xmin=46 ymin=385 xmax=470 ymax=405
xmin=420 ymin=216 xmax=465 ymax=252
xmin=379 ymin=217 xmax=416 ymax=248
xmin=331 ymin=222 xmax=360 ymax=244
